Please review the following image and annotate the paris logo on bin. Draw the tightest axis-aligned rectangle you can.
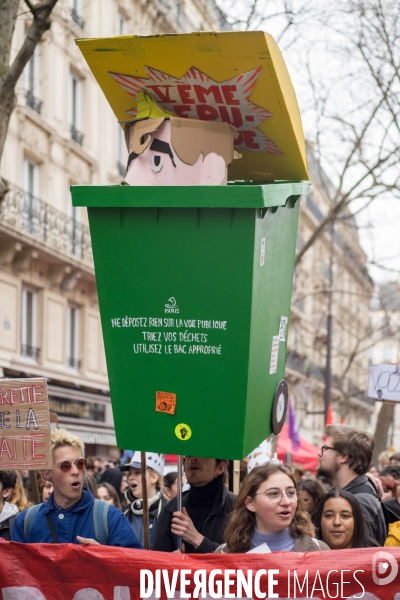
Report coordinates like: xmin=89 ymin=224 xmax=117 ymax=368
xmin=165 ymin=297 xmax=179 ymax=314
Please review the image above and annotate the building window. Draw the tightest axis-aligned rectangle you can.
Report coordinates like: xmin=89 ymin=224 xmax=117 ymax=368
xmin=383 ymin=345 xmax=392 ymax=363
xmin=24 ymin=45 xmax=42 ymax=114
xmin=117 ymin=124 xmax=127 ymax=177
xmin=367 ymin=346 xmax=373 ymax=365
xmin=66 ymin=305 xmax=80 ymax=369
xmin=21 ymin=287 xmax=39 ymax=360
xmin=22 ymin=158 xmax=39 ymax=235
xmin=70 ymin=0 xmax=84 ymax=29
xmin=117 ymin=12 xmax=127 ymax=35
xmin=176 ymin=0 xmax=184 ymax=28
xmin=69 ymin=73 xmax=84 ymax=145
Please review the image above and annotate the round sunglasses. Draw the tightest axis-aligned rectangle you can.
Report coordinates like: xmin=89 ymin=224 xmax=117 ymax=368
xmin=54 ymin=458 xmax=87 ymax=472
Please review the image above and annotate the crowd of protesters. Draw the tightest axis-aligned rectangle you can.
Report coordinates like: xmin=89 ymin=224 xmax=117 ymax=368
xmin=1 ymin=425 xmax=400 ymax=554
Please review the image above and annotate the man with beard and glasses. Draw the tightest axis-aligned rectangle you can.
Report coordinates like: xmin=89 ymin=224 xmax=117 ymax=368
xmin=317 ymin=425 xmax=386 ymax=545
xmin=12 ymin=429 xmax=142 ymax=547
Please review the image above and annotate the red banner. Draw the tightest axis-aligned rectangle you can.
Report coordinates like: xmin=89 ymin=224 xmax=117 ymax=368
xmin=1 ymin=542 xmax=400 ymax=599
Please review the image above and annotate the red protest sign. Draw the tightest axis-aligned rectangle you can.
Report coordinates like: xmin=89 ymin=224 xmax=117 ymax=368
xmin=110 ymin=66 xmax=280 ymax=155
xmin=0 ymin=378 xmax=52 ymax=470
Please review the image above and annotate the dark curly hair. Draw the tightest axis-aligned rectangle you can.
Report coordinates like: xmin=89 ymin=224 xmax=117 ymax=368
xmin=314 ymin=489 xmax=379 ymax=548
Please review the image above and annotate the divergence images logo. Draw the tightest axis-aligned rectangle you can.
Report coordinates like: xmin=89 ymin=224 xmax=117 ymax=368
xmin=372 ymin=550 xmax=398 ymax=585
xmin=165 ymin=297 xmax=179 ymax=314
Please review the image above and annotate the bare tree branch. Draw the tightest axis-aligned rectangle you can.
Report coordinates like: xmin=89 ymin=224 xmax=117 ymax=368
xmin=24 ymin=0 xmax=35 ymax=13
xmin=0 ymin=0 xmax=60 ymax=194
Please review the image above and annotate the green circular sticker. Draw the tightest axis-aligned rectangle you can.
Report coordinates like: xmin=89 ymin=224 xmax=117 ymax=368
xmin=175 ymin=423 xmax=192 ymax=441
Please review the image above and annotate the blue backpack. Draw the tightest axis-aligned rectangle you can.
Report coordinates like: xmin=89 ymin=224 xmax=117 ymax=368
xmin=23 ymin=499 xmax=109 ymax=544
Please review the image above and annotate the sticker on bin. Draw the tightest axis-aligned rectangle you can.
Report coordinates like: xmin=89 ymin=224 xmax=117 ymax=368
xmin=156 ymin=391 xmax=176 ymax=415
xmin=260 ymin=238 xmax=265 ymax=266
xmin=269 ymin=335 xmax=279 ymax=374
xmin=175 ymin=423 xmax=192 ymax=441
xmin=279 ymin=316 xmax=288 ymax=342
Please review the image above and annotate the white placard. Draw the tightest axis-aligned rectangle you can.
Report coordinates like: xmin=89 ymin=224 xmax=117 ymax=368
xmin=269 ymin=335 xmax=279 ymax=374
xmin=260 ymin=238 xmax=265 ymax=266
xmin=368 ymin=364 xmax=400 ymax=402
xmin=279 ymin=316 xmax=288 ymax=342
xmin=246 ymin=542 xmax=271 ymax=554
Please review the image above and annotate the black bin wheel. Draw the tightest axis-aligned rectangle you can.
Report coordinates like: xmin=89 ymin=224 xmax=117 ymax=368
xmin=271 ymin=380 xmax=288 ymax=435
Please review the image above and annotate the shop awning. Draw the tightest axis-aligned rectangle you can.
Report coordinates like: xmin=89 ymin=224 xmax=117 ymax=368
xmin=62 ymin=424 xmax=117 ymax=446
xmin=277 ymin=423 xmax=320 ymax=472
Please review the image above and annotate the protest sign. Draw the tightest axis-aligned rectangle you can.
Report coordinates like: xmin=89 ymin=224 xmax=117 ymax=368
xmin=76 ymin=32 xmax=309 ymax=183
xmin=1 ymin=543 xmax=400 ymax=599
xmin=368 ymin=364 xmax=400 ymax=402
xmin=0 ymin=377 xmax=52 ymax=470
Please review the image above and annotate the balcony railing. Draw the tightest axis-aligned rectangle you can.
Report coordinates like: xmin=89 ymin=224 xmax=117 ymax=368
xmin=151 ymin=0 xmax=199 ymax=32
xmin=25 ymin=90 xmax=42 ymax=114
xmin=68 ymin=357 xmax=81 ymax=370
xmin=70 ymin=124 xmax=84 ymax=146
xmin=0 ymin=183 xmax=93 ymax=266
xmin=21 ymin=344 xmax=40 ymax=360
xmin=70 ymin=7 xmax=84 ymax=28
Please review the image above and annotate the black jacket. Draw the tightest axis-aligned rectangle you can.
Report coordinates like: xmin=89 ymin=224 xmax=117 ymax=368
xmin=0 ymin=514 xmax=16 ymax=541
xmin=152 ymin=484 xmax=237 ymax=553
xmin=342 ymin=474 xmax=386 ymax=545
xmin=384 ymin=497 xmax=400 ymax=522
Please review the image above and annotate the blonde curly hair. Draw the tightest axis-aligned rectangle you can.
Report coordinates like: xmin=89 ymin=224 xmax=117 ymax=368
xmin=51 ymin=428 xmax=85 ymax=457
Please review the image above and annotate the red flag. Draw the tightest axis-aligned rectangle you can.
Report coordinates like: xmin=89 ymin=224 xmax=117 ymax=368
xmin=1 ymin=542 xmax=400 ymax=598
xmin=288 ymin=398 xmax=301 ymax=452
xmin=326 ymin=405 xmax=334 ymax=425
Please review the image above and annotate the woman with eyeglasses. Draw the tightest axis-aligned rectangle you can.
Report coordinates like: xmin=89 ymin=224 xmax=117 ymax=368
xmin=314 ymin=489 xmax=379 ymax=549
xmin=217 ymin=464 xmax=330 ymax=553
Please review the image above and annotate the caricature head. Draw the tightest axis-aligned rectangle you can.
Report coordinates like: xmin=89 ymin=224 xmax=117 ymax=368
xmin=123 ymin=92 xmax=239 ymax=186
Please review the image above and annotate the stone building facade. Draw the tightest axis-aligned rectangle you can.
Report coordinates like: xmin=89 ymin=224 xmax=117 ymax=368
xmin=0 ymin=0 xmax=228 ymax=458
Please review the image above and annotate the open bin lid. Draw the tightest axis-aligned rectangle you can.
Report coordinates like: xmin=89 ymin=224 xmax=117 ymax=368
xmin=75 ymin=31 xmax=309 ymax=182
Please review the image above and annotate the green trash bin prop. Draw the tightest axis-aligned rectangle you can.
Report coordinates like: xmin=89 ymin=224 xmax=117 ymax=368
xmin=72 ymin=31 xmax=310 ymax=460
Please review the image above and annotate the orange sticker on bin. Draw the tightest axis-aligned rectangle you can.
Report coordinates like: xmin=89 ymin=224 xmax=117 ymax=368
xmin=156 ymin=391 xmax=176 ymax=415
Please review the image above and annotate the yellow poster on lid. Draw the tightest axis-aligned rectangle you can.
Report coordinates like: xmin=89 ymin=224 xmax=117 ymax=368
xmin=75 ymin=31 xmax=308 ymax=182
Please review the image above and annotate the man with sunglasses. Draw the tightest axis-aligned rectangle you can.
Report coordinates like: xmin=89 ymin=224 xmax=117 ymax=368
xmin=12 ymin=429 xmax=142 ymax=547
xmin=317 ymin=424 xmax=386 ymax=545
